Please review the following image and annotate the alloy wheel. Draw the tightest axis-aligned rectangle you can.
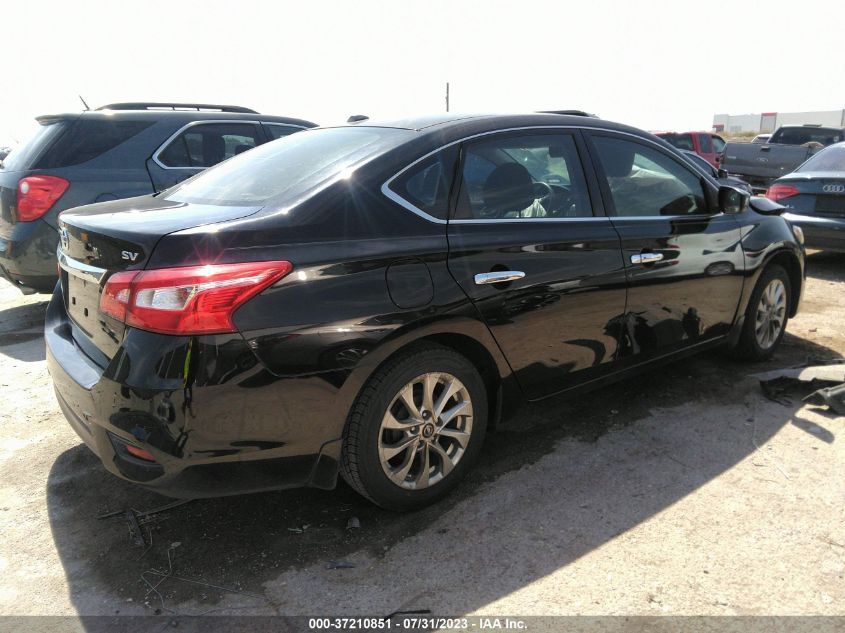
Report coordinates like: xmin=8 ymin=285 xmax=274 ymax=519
xmin=378 ymin=372 xmax=473 ymax=490
xmin=755 ymin=278 xmax=787 ymax=350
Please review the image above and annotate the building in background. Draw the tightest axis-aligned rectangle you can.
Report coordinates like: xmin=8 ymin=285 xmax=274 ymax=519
xmin=713 ymin=109 xmax=845 ymax=133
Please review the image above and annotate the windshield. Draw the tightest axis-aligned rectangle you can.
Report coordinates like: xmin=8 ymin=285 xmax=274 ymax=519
xmin=796 ymin=144 xmax=845 ymax=173
xmin=165 ymin=126 xmax=412 ymax=207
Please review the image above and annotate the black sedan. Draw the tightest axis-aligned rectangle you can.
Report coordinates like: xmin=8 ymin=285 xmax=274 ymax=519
xmin=47 ymin=113 xmax=805 ymax=511
xmin=766 ymin=141 xmax=845 ymax=252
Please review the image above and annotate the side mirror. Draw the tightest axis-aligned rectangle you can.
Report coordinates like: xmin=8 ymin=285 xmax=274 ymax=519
xmin=717 ymin=168 xmax=729 ymax=179
xmin=719 ymin=186 xmax=750 ymax=214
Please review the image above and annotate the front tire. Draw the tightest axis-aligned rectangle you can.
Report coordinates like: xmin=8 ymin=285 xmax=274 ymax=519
xmin=340 ymin=344 xmax=488 ymax=511
xmin=734 ymin=264 xmax=791 ymax=361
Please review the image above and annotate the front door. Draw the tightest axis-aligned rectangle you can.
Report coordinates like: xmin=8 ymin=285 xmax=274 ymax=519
xmin=585 ymin=132 xmax=745 ymax=362
xmin=446 ymin=130 xmax=628 ymax=400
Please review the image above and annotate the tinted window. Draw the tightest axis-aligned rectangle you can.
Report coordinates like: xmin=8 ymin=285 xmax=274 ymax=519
xmin=772 ymin=127 xmax=844 ymax=146
xmin=388 ymin=148 xmax=457 ymax=220
xmin=454 ymin=134 xmax=592 ymax=220
xmin=166 ymin=127 xmax=411 ymax=206
xmin=711 ymin=135 xmax=726 ymax=153
xmin=661 ymin=133 xmax=694 ymax=151
xmin=265 ymin=124 xmax=302 ymax=140
xmin=796 ymin=144 xmax=845 ymax=172
xmin=158 ymin=123 xmax=261 ymax=168
xmin=685 ymin=152 xmax=717 ymax=176
xmin=593 ymin=136 xmax=707 ymax=217
xmin=35 ymin=118 xmax=154 ymax=168
xmin=698 ymin=133 xmax=713 ymax=153
xmin=1 ymin=120 xmax=68 ymax=171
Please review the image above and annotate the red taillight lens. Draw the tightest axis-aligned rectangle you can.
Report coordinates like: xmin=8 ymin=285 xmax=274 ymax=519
xmin=16 ymin=175 xmax=70 ymax=221
xmin=99 ymin=261 xmax=292 ymax=335
xmin=765 ymin=184 xmax=800 ymax=201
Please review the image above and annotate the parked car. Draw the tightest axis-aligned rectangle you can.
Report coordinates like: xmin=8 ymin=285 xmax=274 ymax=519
xmin=679 ymin=150 xmax=753 ymax=194
xmin=654 ymin=131 xmax=726 ymax=168
xmin=722 ymin=125 xmax=845 ymax=192
xmin=766 ymin=141 xmax=845 ymax=252
xmin=0 ymin=102 xmax=316 ymax=295
xmin=47 ymin=113 xmax=805 ymax=511
xmin=752 ymin=134 xmax=772 ymax=144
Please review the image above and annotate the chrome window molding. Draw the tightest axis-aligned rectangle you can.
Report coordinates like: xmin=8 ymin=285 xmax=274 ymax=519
xmin=381 ymin=124 xmax=718 ymax=224
xmin=151 ymin=119 xmax=263 ymax=170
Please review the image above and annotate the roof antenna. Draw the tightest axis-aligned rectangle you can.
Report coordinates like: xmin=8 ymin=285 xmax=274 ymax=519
xmin=79 ymin=95 xmax=90 ymax=111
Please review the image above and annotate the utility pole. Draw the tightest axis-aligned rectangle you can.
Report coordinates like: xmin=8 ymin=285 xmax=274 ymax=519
xmin=445 ymin=82 xmax=450 ymax=113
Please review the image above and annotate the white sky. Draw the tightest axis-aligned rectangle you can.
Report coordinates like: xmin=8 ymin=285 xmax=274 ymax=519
xmin=2 ymin=0 xmax=844 ymax=145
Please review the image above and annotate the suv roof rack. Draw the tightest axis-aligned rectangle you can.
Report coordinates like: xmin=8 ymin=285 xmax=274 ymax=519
xmin=96 ymin=102 xmax=258 ymax=114
xmin=538 ymin=109 xmax=597 ymax=118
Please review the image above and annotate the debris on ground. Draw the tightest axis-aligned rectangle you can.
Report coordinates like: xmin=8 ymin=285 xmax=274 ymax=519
xmin=126 ymin=510 xmax=146 ymax=548
xmin=346 ymin=516 xmax=361 ymax=531
xmin=326 ymin=560 xmax=356 ymax=569
xmin=752 ymin=361 xmax=845 ymax=409
xmin=804 ymin=382 xmax=845 ymax=415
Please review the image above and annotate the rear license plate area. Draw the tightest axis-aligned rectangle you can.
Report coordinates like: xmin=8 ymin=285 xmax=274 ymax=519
xmin=815 ymin=196 xmax=845 ymax=216
xmin=66 ymin=272 xmax=100 ymax=336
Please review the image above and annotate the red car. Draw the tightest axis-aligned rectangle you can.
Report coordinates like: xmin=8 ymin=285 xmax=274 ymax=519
xmin=655 ymin=131 xmax=726 ymax=168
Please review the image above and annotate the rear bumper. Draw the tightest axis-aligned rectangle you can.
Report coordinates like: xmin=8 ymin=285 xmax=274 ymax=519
xmin=45 ymin=290 xmax=342 ymax=499
xmin=0 ymin=219 xmax=60 ymax=293
xmin=783 ymin=212 xmax=845 ymax=253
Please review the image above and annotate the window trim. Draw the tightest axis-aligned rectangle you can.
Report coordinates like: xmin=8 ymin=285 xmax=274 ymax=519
xmin=382 ymin=125 xmax=721 ymax=224
xmin=584 ymin=130 xmax=719 ymax=219
xmin=383 ymin=125 xmax=616 ymax=224
xmin=151 ymin=119 xmax=263 ymax=170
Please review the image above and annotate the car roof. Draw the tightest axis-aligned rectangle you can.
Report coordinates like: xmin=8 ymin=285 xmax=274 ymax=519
xmin=339 ymin=112 xmax=647 ymax=138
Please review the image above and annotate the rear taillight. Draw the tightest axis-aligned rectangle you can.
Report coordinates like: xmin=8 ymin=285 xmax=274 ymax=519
xmin=99 ymin=261 xmax=292 ymax=335
xmin=765 ymin=184 xmax=799 ymax=201
xmin=16 ymin=175 xmax=70 ymax=221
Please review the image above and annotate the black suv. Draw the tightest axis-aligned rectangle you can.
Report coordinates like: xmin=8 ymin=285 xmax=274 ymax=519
xmin=0 ymin=102 xmax=316 ymax=294
xmin=47 ymin=113 xmax=804 ymax=511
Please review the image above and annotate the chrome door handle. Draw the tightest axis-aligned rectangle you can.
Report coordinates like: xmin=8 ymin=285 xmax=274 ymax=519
xmin=474 ymin=271 xmax=525 ymax=285
xmin=631 ymin=252 xmax=664 ymax=265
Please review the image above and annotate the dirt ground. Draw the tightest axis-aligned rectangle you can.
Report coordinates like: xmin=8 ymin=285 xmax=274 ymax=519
xmin=0 ymin=252 xmax=843 ymax=620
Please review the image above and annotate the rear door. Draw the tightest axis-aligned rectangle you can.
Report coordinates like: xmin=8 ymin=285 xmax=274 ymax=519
xmin=446 ymin=130 xmax=628 ymax=400
xmin=145 ymin=121 xmax=263 ymax=192
xmin=585 ymin=131 xmax=745 ymax=362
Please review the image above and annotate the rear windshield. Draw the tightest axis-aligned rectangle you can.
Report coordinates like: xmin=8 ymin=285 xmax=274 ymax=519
xmin=0 ymin=119 xmax=68 ymax=172
xmin=772 ymin=127 xmax=844 ymax=146
xmin=796 ymin=145 xmax=845 ymax=173
xmin=35 ymin=117 xmax=154 ymax=168
xmin=165 ymin=126 xmax=412 ymax=207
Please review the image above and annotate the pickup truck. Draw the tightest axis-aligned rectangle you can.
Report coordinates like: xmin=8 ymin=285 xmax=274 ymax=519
xmin=721 ymin=125 xmax=845 ymax=192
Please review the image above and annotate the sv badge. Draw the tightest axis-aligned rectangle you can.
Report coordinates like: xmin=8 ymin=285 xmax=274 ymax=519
xmin=121 ymin=251 xmax=140 ymax=262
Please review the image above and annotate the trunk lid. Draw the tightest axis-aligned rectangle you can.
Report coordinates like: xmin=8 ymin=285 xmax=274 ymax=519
xmin=58 ymin=195 xmax=263 ymax=361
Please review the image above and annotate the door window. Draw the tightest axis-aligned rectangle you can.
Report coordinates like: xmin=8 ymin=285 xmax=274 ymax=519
xmin=454 ymin=134 xmax=592 ymax=220
xmin=158 ymin=123 xmax=261 ymax=168
xmin=592 ymin=136 xmax=707 ymax=217
xmin=711 ymin=135 xmax=726 ymax=154
xmin=698 ymin=133 xmax=714 ymax=154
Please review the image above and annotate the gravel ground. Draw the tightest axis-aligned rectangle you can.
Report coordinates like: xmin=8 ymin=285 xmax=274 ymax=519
xmin=0 ymin=251 xmax=843 ymax=619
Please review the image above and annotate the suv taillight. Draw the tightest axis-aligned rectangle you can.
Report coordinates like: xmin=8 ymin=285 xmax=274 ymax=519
xmin=16 ymin=175 xmax=70 ymax=221
xmin=765 ymin=184 xmax=799 ymax=201
xmin=99 ymin=261 xmax=292 ymax=335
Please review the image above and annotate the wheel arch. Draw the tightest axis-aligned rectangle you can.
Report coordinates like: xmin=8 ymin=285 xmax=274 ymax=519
xmin=765 ymin=249 xmax=803 ymax=318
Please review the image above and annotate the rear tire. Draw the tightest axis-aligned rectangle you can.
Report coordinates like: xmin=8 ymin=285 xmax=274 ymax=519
xmin=733 ymin=264 xmax=791 ymax=361
xmin=340 ymin=344 xmax=487 ymax=511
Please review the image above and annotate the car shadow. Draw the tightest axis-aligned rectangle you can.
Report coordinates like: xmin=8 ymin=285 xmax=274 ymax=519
xmin=0 ymin=299 xmax=48 ymax=362
xmin=45 ymin=328 xmax=842 ymax=618
xmin=805 ymin=250 xmax=845 ymax=282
